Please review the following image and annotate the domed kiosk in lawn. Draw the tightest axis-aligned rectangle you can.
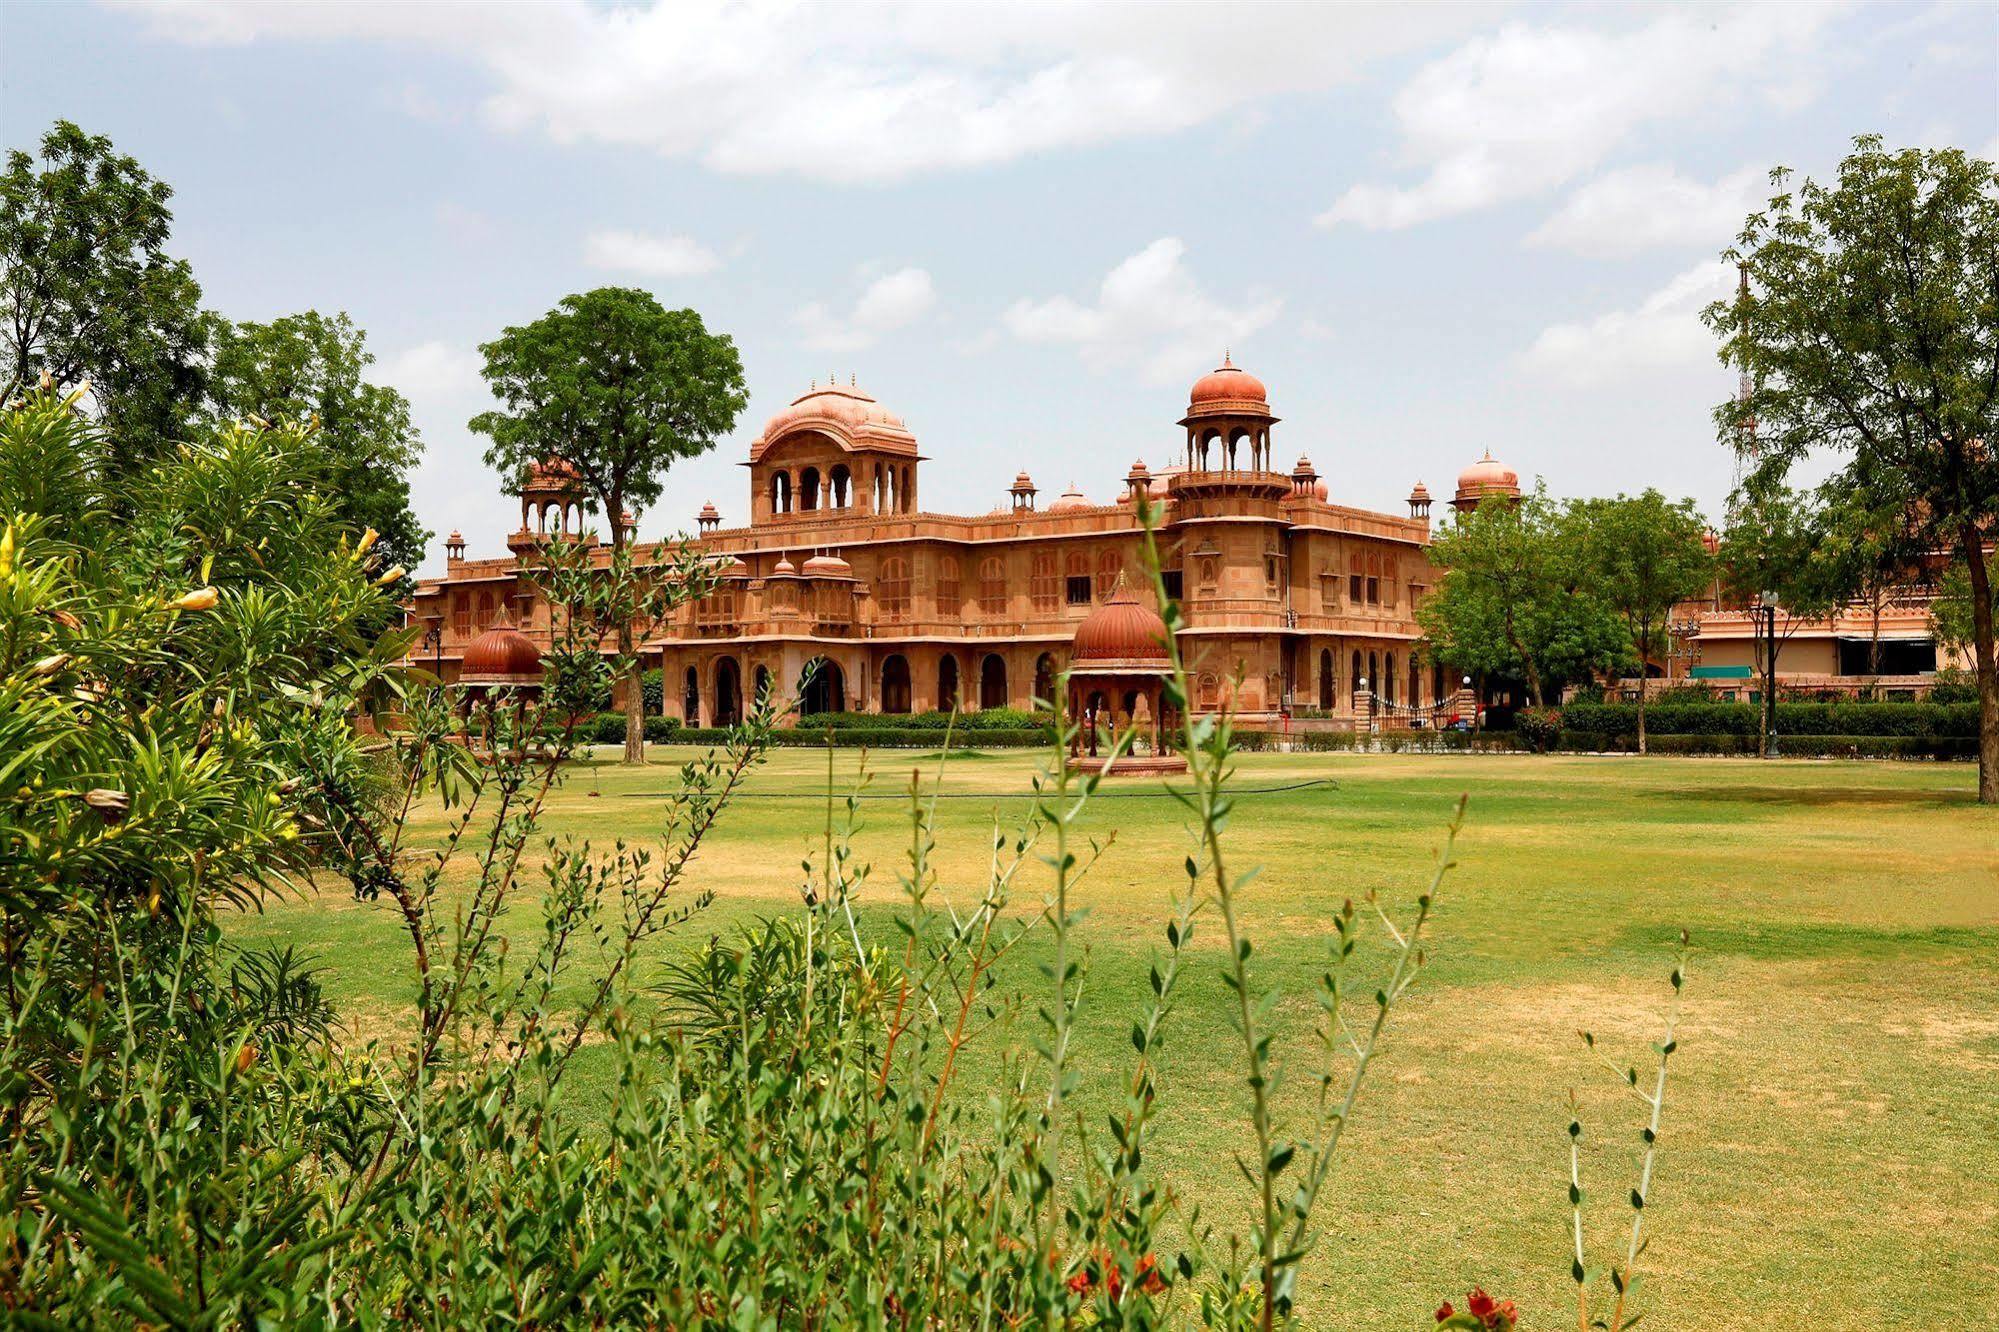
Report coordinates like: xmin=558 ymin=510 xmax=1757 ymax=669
xmin=1066 ymin=575 xmax=1186 ymax=775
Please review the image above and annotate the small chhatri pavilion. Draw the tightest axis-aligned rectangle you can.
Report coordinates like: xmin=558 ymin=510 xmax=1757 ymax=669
xmin=1066 ymin=575 xmax=1187 ymax=776
xmin=457 ymin=609 xmax=543 ymax=697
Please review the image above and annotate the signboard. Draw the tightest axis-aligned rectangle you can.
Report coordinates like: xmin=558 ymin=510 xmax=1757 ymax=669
xmin=1690 ymin=665 xmax=1754 ymax=680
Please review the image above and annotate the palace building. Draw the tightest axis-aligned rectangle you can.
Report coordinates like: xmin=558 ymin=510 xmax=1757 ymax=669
xmin=408 ymin=359 xmax=1521 ymax=728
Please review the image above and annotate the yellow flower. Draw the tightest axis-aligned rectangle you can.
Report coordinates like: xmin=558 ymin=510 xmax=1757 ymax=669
xmin=374 ymin=565 xmax=407 ymax=587
xmin=355 ymin=528 xmax=379 ymax=557
xmin=0 ymin=526 xmax=13 ymax=578
xmin=170 ymin=587 xmax=220 ymax=612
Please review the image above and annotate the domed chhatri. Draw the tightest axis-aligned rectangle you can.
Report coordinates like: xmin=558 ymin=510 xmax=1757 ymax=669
xmin=1452 ymin=450 xmax=1522 ymax=512
xmin=1048 ymin=482 xmax=1091 ymax=512
xmin=1072 ymin=579 xmax=1170 ymax=668
xmin=1066 ymin=577 xmax=1186 ymax=776
xmin=459 ymin=609 xmax=543 ymax=689
xmin=1187 ymin=352 xmax=1269 ymax=410
xmin=752 ymin=380 xmax=916 ymax=457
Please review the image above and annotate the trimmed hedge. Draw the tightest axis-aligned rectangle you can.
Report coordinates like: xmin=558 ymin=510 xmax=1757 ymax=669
xmin=784 ymin=709 xmax=1047 ymax=732
xmin=1235 ymin=729 xmax=1519 ymax=754
xmin=1561 ymin=701 xmax=1977 ymax=739
xmin=654 ymin=726 xmax=1050 ymax=750
xmin=585 ymin=713 xmax=680 ymax=744
xmin=1556 ymin=731 xmax=1974 ymax=759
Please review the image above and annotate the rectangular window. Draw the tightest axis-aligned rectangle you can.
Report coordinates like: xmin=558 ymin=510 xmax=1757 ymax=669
xmin=1366 ymin=576 xmax=1379 ymax=604
xmin=1066 ymin=575 xmax=1092 ymax=606
xmin=1265 ymin=555 xmax=1280 ymax=587
xmin=1161 ymin=570 xmax=1184 ymax=602
xmin=1348 ymin=573 xmax=1363 ymax=603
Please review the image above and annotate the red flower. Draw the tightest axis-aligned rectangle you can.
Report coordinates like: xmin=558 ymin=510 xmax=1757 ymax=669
xmin=1436 ymin=1300 xmax=1456 ymax=1322
xmin=1133 ymin=1253 xmax=1168 ymax=1296
xmin=1467 ymin=1289 xmax=1496 ymax=1320
xmin=1067 ymin=1269 xmax=1094 ymax=1295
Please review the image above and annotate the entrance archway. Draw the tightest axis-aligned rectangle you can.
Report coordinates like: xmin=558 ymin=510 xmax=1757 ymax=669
xmin=801 ymin=657 xmax=846 ymax=716
xmin=714 ymin=657 xmax=743 ymax=727
xmin=1319 ymin=649 xmax=1334 ymax=710
xmin=683 ymin=666 xmax=700 ymax=723
xmin=938 ymin=654 xmax=960 ymax=712
xmin=881 ymin=654 xmax=912 ymax=714
xmin=1033 ymin=652 xmax=1056 ymax=711
xmin=979 ymin=653 xmax=1008 ymax=710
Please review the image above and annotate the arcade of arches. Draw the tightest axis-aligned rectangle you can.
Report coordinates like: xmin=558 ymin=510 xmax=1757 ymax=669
xmin=408 ymin=362 xmax=1503 ymax=731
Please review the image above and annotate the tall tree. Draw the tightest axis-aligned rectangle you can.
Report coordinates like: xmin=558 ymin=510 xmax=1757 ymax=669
xmin=1417 ymin=488 xmax=1625 ymax=707
xmin=208 ymin=310 xmax=428 ymax=582
xmin=1716 ymin=483 xmax=1846 ymax=758
xmin=0 ymin=120 xmax=211 ymax=469
xmin=471 ymin=288 xmax=747 ymax=762
xmin=1708 ymin=137 xmax=1999 ymax=800
xmin=1569 ymin=491 xmax=1714 ymax=753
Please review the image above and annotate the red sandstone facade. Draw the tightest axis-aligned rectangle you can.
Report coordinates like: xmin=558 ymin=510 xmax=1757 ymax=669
xmin=408 ymin=361 xmax=1518 ymax=727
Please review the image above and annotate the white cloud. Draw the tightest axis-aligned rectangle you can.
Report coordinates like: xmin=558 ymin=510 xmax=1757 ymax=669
xmin=794 ymin=267 xmax=937 ymax=351
xmin=1003 ymin=238 xmax=1280 ymax=383
xmin=379 ymin=340 xmax=485 ymax=403
xmin=1318 ymin=8 xmax=1837 ymax=230
xmin=583 ymin=228 xmax=721 ymax=278
xmin=1527 ymin=164 xmax=1768 ymax=257
xmin=103 ymin=0 xmax=1479 ymax=183
xmin=1519 ymin=261 xmax=1736 ymax=387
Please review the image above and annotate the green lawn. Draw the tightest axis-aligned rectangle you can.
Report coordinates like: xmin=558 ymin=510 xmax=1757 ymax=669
xmin=230 ymin=747 xmax=1999 ymax=1330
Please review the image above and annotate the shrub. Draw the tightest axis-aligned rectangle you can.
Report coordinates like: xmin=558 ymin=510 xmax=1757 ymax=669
xmin=1514 ymin=706 xmax=1563 ymax=753
xmin=640 ymin=665 xmax=664 ymax=713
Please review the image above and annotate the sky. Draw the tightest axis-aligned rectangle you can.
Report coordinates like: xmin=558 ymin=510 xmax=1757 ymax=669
xmin=3 ymin=1 xmax=1995 ymax=574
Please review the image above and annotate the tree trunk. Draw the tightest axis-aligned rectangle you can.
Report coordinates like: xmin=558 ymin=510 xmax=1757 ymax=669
xmin=1636 ymin=620 xmax=1649 ymax=757
xmin=611 ymin=493 xmax=646 ymax=766
xmin=1961 ymin=524 xmax=1997 ymax=804
xmin=1502 ymin=615 xmax=1545 ymax=707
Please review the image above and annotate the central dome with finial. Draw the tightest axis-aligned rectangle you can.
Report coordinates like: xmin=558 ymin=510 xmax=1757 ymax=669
xmin=751 ymin=376 xmax=918 ymax=459
xmin=1188 ymin=352 xmax=1268 ymax=408
xmin=1071 ymin=576 xmax=1172 ymax=669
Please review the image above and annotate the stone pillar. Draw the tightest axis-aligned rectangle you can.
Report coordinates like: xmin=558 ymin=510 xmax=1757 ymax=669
xmin=1355 ymin=688 xmax=1376 ymax=734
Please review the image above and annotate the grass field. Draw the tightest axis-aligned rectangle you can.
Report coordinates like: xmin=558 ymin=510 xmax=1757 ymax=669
xmin=229 ymin=746 xmax=1998 ymax=1330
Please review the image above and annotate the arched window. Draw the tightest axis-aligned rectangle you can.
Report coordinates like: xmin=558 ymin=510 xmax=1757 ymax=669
xmin=1065 ymin=550 xmax=1091 ymax=606
xmin=683 ymin=667 xmax=700 ymax=722
xmin=936 ymin=555 xmax=961 ymax=617
xmin=1410 ymin=659 xmax=1422 ymax=706
xmin=1384 ymin=653 xmax=1396 ymax=704
xmin=799 ymin=467 xmax=821 ymax=512
xmin=475 ymin=590 xmax=494 ymax=630
xmin=978 ymin=557 xmax=1006 ymax=618
xmin=1030 ymin=551 xmax=1059 ymax=612
xmin=1351 ymin=651 xmax=1363 ymax=697
xmin=938 ymin=654 xmax=960 ymax=711
xmin=1319 ymin=649 xmax=1334 ymax=710
xmin=453 ymin=594 xmax=472 ymax=636
xmin=1095 ymin=549 xmax=1122 ymax=599
xmin=830 ymin=464 xmax=851 ymax=508
xmin=979 ymin=653 xmax=1007 ymax=710
xmin=770 ymin=472 xmax=791 ymax=515
xmin=1197 ymin=672 xmax=1219 ymax=709
xmin=877 ymin=557 xmax=910 ymax=619
xmin=1033 ymin=652 xmax=1056 ymax=710
xmin=753 ymin=664 xmax=772 ymax=707
xmin=1368 ymin=651 xmax=1379 ymax=695
xmin=881 ymin=655 xmax=912 ymax=714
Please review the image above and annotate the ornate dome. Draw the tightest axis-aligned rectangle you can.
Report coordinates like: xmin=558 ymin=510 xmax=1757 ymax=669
xmin=1072 ymin=578 xmax=1172 ymax=670
xmin=1453 ymin=451 xmax=1522 ymax=509
xmin=772 ymin=556 xmax=798 ymax=575
xmin=1188 ymin=354 xmax=1268 ymax=409
xmin=460 ymin=609 xmax=543 ymax=686
xmin=1048 ymin=483 xmax=1091 ymax=512
xmin=801 ymin=552 xmax=852 ymax=577
xmin=751 ymin=379 xmax=918 ymax=459
xmin=524 ymin=457 xmax=584 ymax=493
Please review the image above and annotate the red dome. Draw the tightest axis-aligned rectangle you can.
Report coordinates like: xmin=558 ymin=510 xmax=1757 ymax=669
xmin=801 ymin=552 xmax=852 ymax=577
xmin=460 ymin=609 xmax=543 ymax=684
xmin=1455 ymin=451 xmax=1518 ymax=492
xmin=1072 ymin=579 xmax=1171 ymax=668
xmin=1188 ymin=353 xmax=1267 ymax=407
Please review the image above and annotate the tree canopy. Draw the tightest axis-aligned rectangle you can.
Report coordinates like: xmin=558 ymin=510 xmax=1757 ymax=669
xmin=1416 ymin=489 xmax=1628 ymax=707
xmin=209 ymin=310 xmax=429 ymax=582
xmin=0 ymin=120 xmax=211 ymax=470
xmin=1706 ymin=136 xmax=1999 ymax=798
